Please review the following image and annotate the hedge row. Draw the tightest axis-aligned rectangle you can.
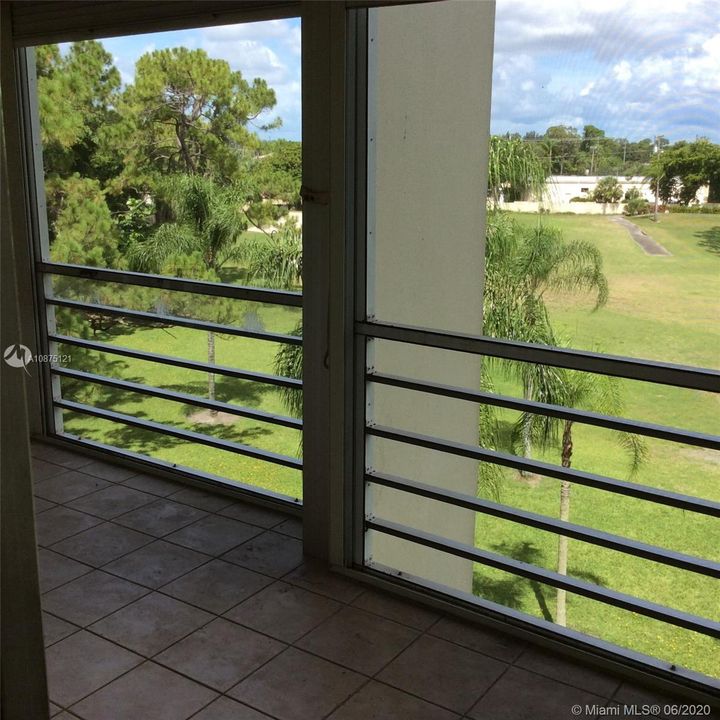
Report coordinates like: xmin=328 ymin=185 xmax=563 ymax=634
xmin=666 ymin=204 xmax=720 ymax=214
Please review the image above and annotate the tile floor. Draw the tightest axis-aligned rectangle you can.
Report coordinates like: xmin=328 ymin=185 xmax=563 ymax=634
xmin=31 ymin=442 xmax=699 ymax=720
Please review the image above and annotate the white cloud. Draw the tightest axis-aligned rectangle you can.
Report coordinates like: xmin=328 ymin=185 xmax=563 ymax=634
xmin=612 ymin=60 xmax=632 ymax=83
xmin=494 ymin=0 xmax=711 ymax=59
xmin=198 ymin=21 xmax=301 ymax=138
xmin=284 ymin=24 xmax=301 ymax=58
xmin=682 ymin=33 xmax=720 ymax=91
xmin=490 ymin=0 xmax=720 ymax=141
xmin=202 ymin=19 xmax=297 ymax=43
xmin=204 ymin=38 xmax=287 ymax=83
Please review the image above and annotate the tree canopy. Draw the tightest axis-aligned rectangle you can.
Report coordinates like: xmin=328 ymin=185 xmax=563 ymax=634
xmin=35 ymin=41 xmax=300 ymax=276
xmin=37 ymin=40 xmax=121 ymax=176
xmin=255 ymin=140 xmax=302 ymax=207
xmin=500 ymin=125 xmax=676 ymax=178
xmin=106 ymin=48 xmax=279 ymax=189
xmin=649 ymin=139 xmax=720 ymax=204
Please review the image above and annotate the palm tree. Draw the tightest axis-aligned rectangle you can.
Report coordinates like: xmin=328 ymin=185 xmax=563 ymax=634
xmin=243 ymin=222 xmax=302 ymax=290
xmin=273 ymin=321 xmax=303 ymax=418
xmin=514 ymin=367 xmax=647 ymax=626
xmin=482 ymin=210 xmax=644 ymax=627
xmin=488 ymin=136 xmax=547 ymax=206
xmin=242 ymin=222 xmax=303 ymax=418
xmin=128 ymin=174 xmax=247 ymax=404
xmin=483 ymin=210 xmax=608 ymax=469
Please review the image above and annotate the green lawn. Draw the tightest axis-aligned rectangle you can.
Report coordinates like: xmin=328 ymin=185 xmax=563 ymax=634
xmin=57 ymin=271 xmax=304 ymax=500
xmin=474 ymin=213 xmax=720 ymax=678
xmin=56 ymin=215 xmax=719 ymax=677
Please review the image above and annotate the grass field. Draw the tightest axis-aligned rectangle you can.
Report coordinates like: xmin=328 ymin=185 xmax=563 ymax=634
xmin=57 ymin=215 xmax=719 ymax=677
xmin=57 ymin=252 xmax=304 ymax=499
xmin=473 ymin=213 xmax=719 ymax=678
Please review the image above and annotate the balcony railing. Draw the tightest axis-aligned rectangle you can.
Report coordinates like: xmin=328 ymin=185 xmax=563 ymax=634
xmin=36 ymin=260 xmax=303 ymax=503
xmin=355 ymin=318 xmax=720 ymax=684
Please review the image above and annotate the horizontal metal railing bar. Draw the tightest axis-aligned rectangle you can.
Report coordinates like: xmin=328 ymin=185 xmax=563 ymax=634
xmin=366 ymin=471 xmax=720 ymax=579
xmin=368 ymin=372 xmax=720 ymax=452
xmin=53 ymin=367 xmax=303 ymax=431
xmin=49 ymin=334 xmax=302 ymax=390
xmin=367 ymin=425 xmax=720 ymax=518
xmin=54 ymin=399 xmax=303 ymax=470
xmin=38 ymin=261 xmax=303 ymax=307
xmin=358 ymin=321 xmax=720 ymax=393
xmin=48 ymin=297 xmax=303 ymax=345
xmin=366 ymin=517 xmax=720 ymax=639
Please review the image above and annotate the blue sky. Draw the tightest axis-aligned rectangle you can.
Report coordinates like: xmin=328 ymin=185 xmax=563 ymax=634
xmin=93 ymin=2 xmax=718 ymax=144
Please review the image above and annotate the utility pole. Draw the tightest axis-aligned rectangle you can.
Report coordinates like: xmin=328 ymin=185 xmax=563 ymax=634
xmin=653 ymin=136 xmax=660 ymax=222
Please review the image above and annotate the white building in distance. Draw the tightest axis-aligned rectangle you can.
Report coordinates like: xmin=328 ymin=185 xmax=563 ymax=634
xmin=499 ymin=175 xmax=709 ymax=214
xmin=546 ymin=176 xmax=655 ymax=204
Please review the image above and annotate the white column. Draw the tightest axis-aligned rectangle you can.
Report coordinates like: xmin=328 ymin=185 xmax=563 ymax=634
xmin=366 ymin=0 xmax=495 ymax=591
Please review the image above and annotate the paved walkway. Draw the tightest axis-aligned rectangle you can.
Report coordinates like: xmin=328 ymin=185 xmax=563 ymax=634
xmin=609 ymin=217 xmax=671 ymax=256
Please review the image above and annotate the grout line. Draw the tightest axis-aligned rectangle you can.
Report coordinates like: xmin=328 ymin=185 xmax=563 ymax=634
xmin=33 ymin=458 xmax=137 ymax=485
xmin=42 ymin=522 xmax=157 ymax=568
xmin=41 ymin=612 xmax=83 ymax=650
xmin=348 ymin=594 xmax=443 ymax=633
xmin=322 ymin=631 xmax=434 ymax=717
xmin=42 ymin=580 xmax=153 ymax=634
xmin=223 ymin=644 xmax=370 ymax=720
xmin=149 ymin=635 xmax=289 ymax=695
xmin=50 ymin=528 xmax=299 ymax=680
xmin=165 ymin=486 xmax=238 ymax=513
xmin=116 ymin=475 xmax=184 ymax=493
xmin=38 ymin=549 xmax=96 ymax=593
xmin=59 ymin=485 xmax=160 ymax=518
xmin=217 ymin=506 xmax=289 ymax=531
xmin=32 ymin=468 xmax=73 ymax=486
xmin=425 ymin=619 xmax=528 ymax=665
xmin=461 ymin=661 xmax=513 ymax=716
xmin=190 ymin=694 xmax=286 ymax=720
xmin=220 ymin=582 xmax=339 ymax=641
xmin=31 ymin=450 xmax=95 ymax=472
xmin=37 ymin=517 xmax=108 ymax=552
xmin=38 ymin=489 xmax=157 ymax=522
xmin=511 ymin=655 xmax=621 ymax=699
xmin=320 ymin=675 xmax=375 ymax=719
xmin=111 ymin=506 xmax=212 ymax=539
xmin=34 ymin=479 xmax=115 ymax=509
xmin=35 ymin=504 xmax=59 ymax=517
xmin=288 ymin=592 xmax=350 ymax=646
xmin=149 ymin=519 xmax=265 ymax=556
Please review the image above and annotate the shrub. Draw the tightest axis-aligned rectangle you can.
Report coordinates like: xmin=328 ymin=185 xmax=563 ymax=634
xmin=667 ymin=204 xmax=720 ymax=214
xmin=624 ymin=196 xmax=649 ymax=216
xmin=593 ymin=176 xmax=624 ymax=204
